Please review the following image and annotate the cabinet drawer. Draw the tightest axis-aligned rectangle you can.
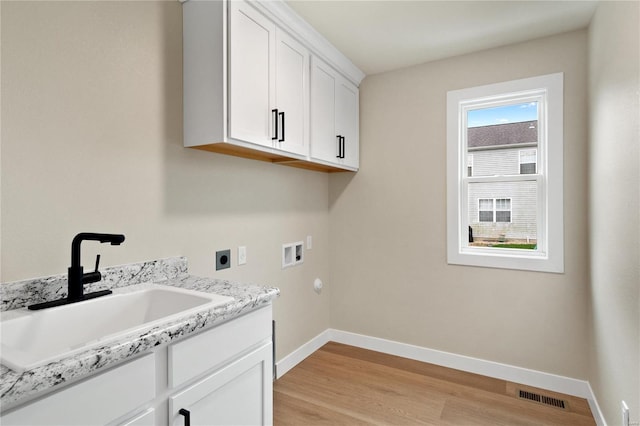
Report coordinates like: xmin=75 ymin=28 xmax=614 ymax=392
xmin=1 ymin=354 xmax=155 ymax=426
xmin=117 ymin=408 xmax=155 ymax=426
xmin=169 ymin=306 xmax=272 ymax=388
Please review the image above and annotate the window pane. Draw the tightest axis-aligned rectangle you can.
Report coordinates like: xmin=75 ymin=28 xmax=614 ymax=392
xmin=520 ymin=149 xmax=537 ymax=163
xmin=496 ymin=211 xmax=511 ymax=222
xmin=479 ymin=198 xmax=493 ymax=209
xmin=496 ymin=198 xmax=511 ymax=210
xmin=479 ymin=211 xmax=494 ymax=222
xmin=520 ymin=163 xmax=536 ymax=174
xmin=468 ymin=182 xmax=537 ymax=249
xmin=467 ymin=103 xmax=538 ymax=177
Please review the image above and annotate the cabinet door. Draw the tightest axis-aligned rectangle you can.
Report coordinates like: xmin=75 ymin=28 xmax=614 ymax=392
xmin=335 ymin=78 xmax=359 ymax=169
xmin=170 ymin=343 xmax=273 ymax=426
xmin=228 ymin=1 xmax=275 ymax=147
xmin=310 ymin=57 xmax=338 ymax=163
xmin=274 ymin=29 xmax=309 ymax=156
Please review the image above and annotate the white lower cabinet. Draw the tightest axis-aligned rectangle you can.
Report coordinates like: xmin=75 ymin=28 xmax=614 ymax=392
xmin=1 ymin=354 xmax=156 ymax=426
xmin=169 ymin=343 xmax=272 ymax=426
xmin=119 ymin=409 xmax=156 ymax=426
xmin=0 ymin=305 xmax=273 ymax=426
xmin=167 ymin=305 xmax=273 ymax=426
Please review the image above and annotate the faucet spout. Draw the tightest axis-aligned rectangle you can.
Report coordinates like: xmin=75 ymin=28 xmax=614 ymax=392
xmin=70 ymin=233 xmax=125 ymax=269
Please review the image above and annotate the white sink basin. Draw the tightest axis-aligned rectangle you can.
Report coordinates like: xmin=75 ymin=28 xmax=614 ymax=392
xmin=0 ymin=284 xmax=233 ymax=372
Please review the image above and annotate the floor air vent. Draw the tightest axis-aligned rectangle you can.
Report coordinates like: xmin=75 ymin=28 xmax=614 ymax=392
xmin=518 ymin=390 xmax=566 ymax=409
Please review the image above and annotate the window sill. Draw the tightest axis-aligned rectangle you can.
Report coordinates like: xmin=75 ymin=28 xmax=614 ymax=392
xmin=448 ymin=246 xmax=564 ymax=273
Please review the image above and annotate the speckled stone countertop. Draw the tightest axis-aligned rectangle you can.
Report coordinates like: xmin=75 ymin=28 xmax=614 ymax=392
xmin=0 ymin=257 xmax=280 ymax=411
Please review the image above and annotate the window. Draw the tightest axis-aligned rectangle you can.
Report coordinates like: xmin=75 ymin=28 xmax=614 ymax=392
xmin=478 ymin=198 xmax=512 ymax=223
xmin=446 ymin=73 xmax=564 ymax=273
xmin=520 ymin=149 xmax=537 ymax=174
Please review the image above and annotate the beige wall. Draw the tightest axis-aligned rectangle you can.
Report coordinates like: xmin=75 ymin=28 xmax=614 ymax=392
xmin=588 ymin=1 xmax=640 ymax=423
xmin=0 ymin=1 xmax=331 ymax=362
xmin=329 ymin=30 xmax=590 ymax=379
xmin=4 ymin=2 xmax=638 ymax=420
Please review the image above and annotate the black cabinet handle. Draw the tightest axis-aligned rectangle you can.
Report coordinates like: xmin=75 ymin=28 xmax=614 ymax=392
xmin=278 ymin=111 xmax=285 ymax=142
xmin=271 ymin=109 xmax=279 ymax=140
xmin=336 ymin=136 xmax=345 ymax=159
xmin=179 ymin=408 xmax=191 ymax=426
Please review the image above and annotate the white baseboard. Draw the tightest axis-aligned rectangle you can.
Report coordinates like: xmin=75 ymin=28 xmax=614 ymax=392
xmin=585 ymin=382 xmax=607 ymax=426
xmin=330 ymin=329 xmax=590 ymax=396
xmin=276 ymin=328 xmax=606 ymax=426
xmin=330 ymin=329 xmax=606 ymax=425
xmin=275 ymin=329 xmax=331 ymax=378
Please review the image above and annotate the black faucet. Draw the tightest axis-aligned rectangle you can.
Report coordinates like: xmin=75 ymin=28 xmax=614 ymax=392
xmin=28 ymin=233 xmax=125 ymax=310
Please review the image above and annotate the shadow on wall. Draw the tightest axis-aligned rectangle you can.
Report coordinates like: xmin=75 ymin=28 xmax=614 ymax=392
xmin=157 ymin=3 xmax=328 ymax=218
xmin=329 ymin=171 xmax=357 ymax=209
xmin=163 ymin=143 xmax=331 ymax=216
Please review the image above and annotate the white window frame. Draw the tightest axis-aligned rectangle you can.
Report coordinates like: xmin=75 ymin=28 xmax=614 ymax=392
xmin=447 ymin=73 xmax=564 ymax=273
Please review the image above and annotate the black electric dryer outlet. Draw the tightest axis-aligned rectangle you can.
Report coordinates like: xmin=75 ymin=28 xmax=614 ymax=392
xmin=216 ymin=249 xmax=231 ymax=271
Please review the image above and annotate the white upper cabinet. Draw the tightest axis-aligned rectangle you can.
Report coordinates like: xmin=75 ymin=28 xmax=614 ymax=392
xmin=310 ymin=57 xmax=359 ymax=170
xmin=336 ymin=78 xmax=359 ymax=169
xmin=228 ymin=1 xmax=275 ymax=147
xmin=309 ymin=58 xmax=337 ymax=163
xmin=228 ymin=2 xmax=308 ymax=157
xmin=274 ymin=30 xmax=309 ymax=156
xmin=183 ymin=0 xmax=364 ymax=172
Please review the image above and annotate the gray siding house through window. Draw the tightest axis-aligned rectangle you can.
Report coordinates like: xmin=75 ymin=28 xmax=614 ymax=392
xmin=467 ymin=121 xmax=538 ymax=243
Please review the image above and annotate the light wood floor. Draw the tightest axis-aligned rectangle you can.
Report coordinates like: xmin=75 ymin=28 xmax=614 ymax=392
xmin=273 ymin=342 xmax=595 ymax=425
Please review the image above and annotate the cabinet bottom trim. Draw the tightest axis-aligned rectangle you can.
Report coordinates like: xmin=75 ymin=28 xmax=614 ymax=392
xmin=189 ymin=143 xmax=355 ymax=173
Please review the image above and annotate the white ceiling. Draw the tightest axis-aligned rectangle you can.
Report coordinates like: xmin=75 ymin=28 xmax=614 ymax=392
xmin=286 ymin=0 xmax=599 ymax=75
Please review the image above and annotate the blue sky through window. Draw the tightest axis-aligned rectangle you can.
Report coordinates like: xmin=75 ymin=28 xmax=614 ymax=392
xmin=467 ymin=102 xmax=538 ymax=128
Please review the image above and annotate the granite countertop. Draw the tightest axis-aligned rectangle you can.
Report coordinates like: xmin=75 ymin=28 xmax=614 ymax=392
xmin=0 ymin=258 xmax=280 ymax=411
